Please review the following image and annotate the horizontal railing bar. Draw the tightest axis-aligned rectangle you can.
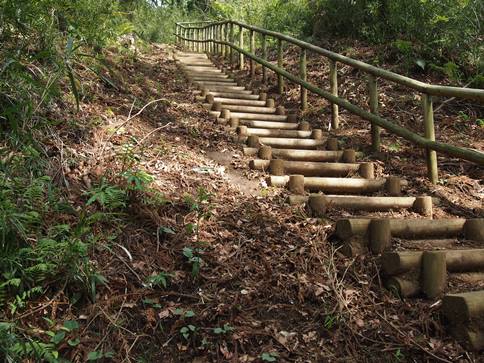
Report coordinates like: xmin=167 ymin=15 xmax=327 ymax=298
xmin=176 ymin=34 xmax=484 ymax=165
xmin=176 ymin=20 xmax=484 ymax=102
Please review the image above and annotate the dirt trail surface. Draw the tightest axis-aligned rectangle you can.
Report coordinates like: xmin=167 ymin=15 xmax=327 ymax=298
xmin=15 ymin=44 xmax=483 ymax=362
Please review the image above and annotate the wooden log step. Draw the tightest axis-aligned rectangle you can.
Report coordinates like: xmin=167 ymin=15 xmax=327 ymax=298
xmin=180 ymin=61 xmax=214 ymax=65
xmin=194 ymin=81 xmax=239 ymax=87
xmin=194 ymin=91 xmax=260 ymax=100
xmin=249 ymin=160 xmax=365 ymax=178
xmin=201 ymin=87 xmax=253 ymax=94
xmin=249 ymin=136 xmax=326 ymax=150
xmin=257 ymin=147 xmax=363 ymax=162
xmin=220 ymin=105 xmax=276 ymax=114
xmin=196 ymin=84 xmax=245 ymax=91
xmin=381 ymin=249 xmax=484 ymax=275
xmin=269 ymin=176 xmax=402 ymax=194
xmin=239 ymin=120 xmax=300 ymax=130
xmin=182 ymin=68 xmax=222 ymax=73
xmin=190 ymin=77 xmax=234 ymax=83
xmin=385 ymin=273 xmax=484 ymax=298
xmin=182 ymin=65 xmax=217 ymax=70
xmin=240 ymin=128 xmax=313 ymax=138
xmin=224 ymin=112 xmax=287 ymax=121
xmin=443 ymin=290 xmax=484 ymax=351
xmin=211 ymin=98 xmax=267 ymax=106
xmin=334 ymin=218 xmax=482 ymax=241
xmin=290 ymin=195 xmax=432 ymax=215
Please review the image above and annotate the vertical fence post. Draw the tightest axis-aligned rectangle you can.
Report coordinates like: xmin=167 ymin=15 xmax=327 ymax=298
xmin=277 ymin=39 xmax=284 ymax=94
xmin=224 ymin=23 xmax=230 ymax=60
xmin=220 ymin=24 xmax=225 ymax=57
xmin=262 ymin=34 xmax=267 ymax=83
xmin=329 ymin=60 xmax=339 ymax=129
xmin=216 ymin=24 xmax=220 ymax=55
xmin=203 ymin=27 xmax=206 ymax=52
xmin=239 ymin=25 xmax=244 ymax=71
xmin=190 ymin=28 xmax=194 ymax=51
xmin=229 ymin=23 xmax=234 ymax=67
xmin=368 ymin=75 xmax=381 ymax=152
xmin=250 ymin=30 xmax=255 ymax=78
xmin=299 ymin=48 xmax=308 ymax=110
xmin=175 ymin=24 xmax=179 ymax=46
xmin=422 ymin=94 xmax=438 ymax=184
xmin=209 ymin=25 xmax=213 ymax=54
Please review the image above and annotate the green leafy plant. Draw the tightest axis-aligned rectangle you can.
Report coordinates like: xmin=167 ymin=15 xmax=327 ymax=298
xmin=213 ymin=323 xmax=234 ymax=335
xmin=85 ymin=179 xmax=127 ymax=211
xmin=183 ymin=247 xmax=203 ymax=277
xmin=146 ymin=271 xmax=172 ymax=289
xmin=261 ymin=352 xmax=279 ymax=362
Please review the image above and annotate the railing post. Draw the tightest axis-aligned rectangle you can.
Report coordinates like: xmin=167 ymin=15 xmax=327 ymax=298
xmin=368 ymin=75 xmax=381 ymax=152
xmin=209 ymin=25 xmax=213 ymax=54
xmin=202 ymin=28 xmax=208 ymax=53
xmin=175 ymin=24 xmax=179 ymax=46
xmin=422 ymin=94 xmax=438 ymax=184
xmin=224 ymin=23 xmax=230 ymax=59
xmin=250 ymin=29 xmax=255 ymax=78
xmin=216 ymin=24 xmax=220 ymax=55
xmin=329 ymin=60 xmax=339 ymax=129
xmin=277 ymin=39 xmax=284 ymax=94
xmin=183 ymin=28 xmax=187 ymax=50
xmin=300 ymin=48 xmax=308 ymax=110
xmin=191 ymin=28 xmax=195 ymax=52
xmin=229 ymin=23 xmax=234 ymax=67
xmin=239 ymin=25 xmax=244 ymax=71
xmin=262 ymin=34 xmax=267 ymax=83
xmin=220 ymin=24 xmax=225 ymax=57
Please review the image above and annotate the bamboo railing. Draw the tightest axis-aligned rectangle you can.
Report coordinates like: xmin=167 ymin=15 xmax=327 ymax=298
xmin=174 ymin=20 xmax=484 ymax=184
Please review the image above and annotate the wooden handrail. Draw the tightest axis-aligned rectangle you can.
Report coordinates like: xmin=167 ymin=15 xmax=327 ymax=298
xmin=177 ymin=20 xmax=484 ymax=101
xmin=175 ymin=21 xmax=484 ymax=180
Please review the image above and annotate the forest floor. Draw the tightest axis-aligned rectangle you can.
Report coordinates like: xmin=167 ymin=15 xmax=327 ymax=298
xmin=6 ymin=42 xmax=483 ymax=363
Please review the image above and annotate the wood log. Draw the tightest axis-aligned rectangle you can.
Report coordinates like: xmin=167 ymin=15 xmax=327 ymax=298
xmin=288 ymin=175 xmax=305 ymax=195
xmin=268 ymin=161 xmax=361 ymax=177
xmin=195 ymin=91 xmax=260 ymax=100
xmin=268 ymin=176 xmax=397 ymax=194
xmin=231 ymin=112 xmax=287 ymax=121
xmin=213 ymin=97 xmax=266 ymax=106
xmin=243 ymin=128 xmax=312 ymax=138
xmin=240 ymin=120 xmax=299 ymax=130
xmin=369 ymin=219 xmax=391 ymax=254
xmin=385 ymin=276 xmax=420 ymax=298
xmin=443 ymin=290 xmax=484 ymax=351
xmin=422 ymin=251 xmax=447 ymax=298
xmin=271 ymin=149 xmax=345 ymax=162
xmin=258 ymin=137 xmax=326 ymax=149
xmin=200 ymin=86 xmax=252 ymax=94
xmin=334 ymin=218 xmax=468 ymax=240
xmin=258 ymin=146 xmax=272 ymax=160
xmin=243 ymin=147 xmax=258 ymax=156
xmin=464 ymin=219 xmax=484 ymax=242
xmin=382 ymin=249 xmax=484 ymax=275
xmin=222 ymin=105 xmax=276 ymax=114
xmin=308 ymin=195 xmax=417 ymax=213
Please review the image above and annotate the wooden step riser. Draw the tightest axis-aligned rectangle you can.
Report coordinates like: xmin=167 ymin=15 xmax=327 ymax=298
xmin=249 ymin=160 xmax=365 ymax=178
xmin=289 ymin=195 xmax=433 ymax=216
xmin=335 ymin=218 xmax=482 ymax=241
xmin=269 ymin=176 xmax=400 ymax=194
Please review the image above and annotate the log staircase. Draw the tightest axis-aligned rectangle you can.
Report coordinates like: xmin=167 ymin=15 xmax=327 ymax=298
xmin=174 ymin=51 xmax=484 ymax=352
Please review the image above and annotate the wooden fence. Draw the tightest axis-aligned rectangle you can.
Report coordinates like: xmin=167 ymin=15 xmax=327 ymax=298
xmin=175 ymin=20 xmax=484 ymax=183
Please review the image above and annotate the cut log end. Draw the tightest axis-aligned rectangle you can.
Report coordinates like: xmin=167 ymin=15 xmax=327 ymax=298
xmin=288 ymin=175 xmax=305 ymax=195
